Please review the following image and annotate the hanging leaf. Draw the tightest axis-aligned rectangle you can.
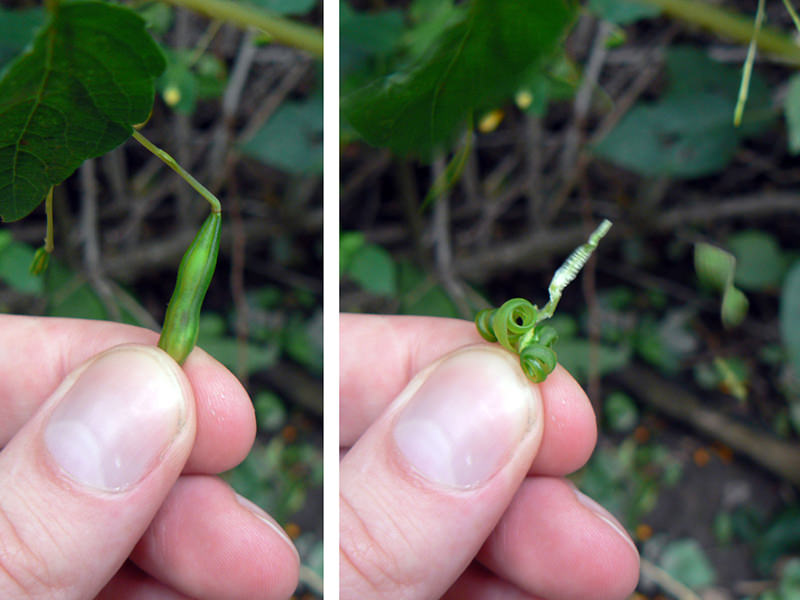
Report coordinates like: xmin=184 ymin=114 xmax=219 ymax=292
xmin=342 ymin=0 xmax=576 ymax=158
xmin=0 ymin=1 xmax=165 ymax=222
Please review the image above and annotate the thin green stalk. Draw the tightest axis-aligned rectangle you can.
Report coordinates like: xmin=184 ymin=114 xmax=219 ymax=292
xmin=782 ymin=0 xmax=800 ymax=33
xmin=734 ymin=0 xmax=765 ymax=127
xmin=131 ymin=130 xmax=221 ymax=214
xmin=160 ymin=0 xmax=322 ymax=58
xmin=44 ymin=187 xmax=54 ymax=252
xmin=636 ymin=0 xmax=800 ymax=65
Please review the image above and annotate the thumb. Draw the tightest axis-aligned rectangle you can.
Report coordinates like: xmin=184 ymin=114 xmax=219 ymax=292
xmin=0 ymin=344 xmax=196 ymax=599
xmin=340 ymin=344 xmax=543 ymax=599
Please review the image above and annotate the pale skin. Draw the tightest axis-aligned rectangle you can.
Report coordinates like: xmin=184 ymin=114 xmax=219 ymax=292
xmin=340 ymin=314 xmax=641 ymax=600
xmin=0 ymin=316 xmax=299 ymax=600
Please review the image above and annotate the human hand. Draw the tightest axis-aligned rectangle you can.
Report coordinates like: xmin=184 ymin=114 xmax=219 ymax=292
xmin=0 ymin=315 xmax=299 ymax=599
xmin=340 ymin=313 xmax=640 ymax=599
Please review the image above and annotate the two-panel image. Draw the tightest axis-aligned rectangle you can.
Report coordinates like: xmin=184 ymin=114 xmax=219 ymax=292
xmin=0 ymin=0 xmax=798 ymax=598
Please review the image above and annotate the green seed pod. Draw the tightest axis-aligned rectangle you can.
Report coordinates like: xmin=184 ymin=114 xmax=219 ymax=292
xmin=29 ymin=246 xmax=50 ymax=275
xmin=158 ymin=211 xmax=221 ymax=364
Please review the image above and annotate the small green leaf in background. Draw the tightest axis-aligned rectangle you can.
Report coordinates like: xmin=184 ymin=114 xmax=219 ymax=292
xmin=781 ymin=261 xmax=800 ymax=378
xmin=254 ymin=390 xmax=287 ymax=432
xmin=240 ymin=93 xmax=322 ymax=175
xmin=397 ymin=260 xmax=461 ymax=317
xmin=728 ymin=230 xmax=788 ymax=291
xmin=158 ymin=49 xmax=227 ymax=115
xmin=283 ymin=309 xmax=323 ymax=374
xmin=342 ymin=0 xmax=576 ymax=158
xmin=0 ymin=6 xmax=44 ymax=71
xmin=197 ymin=313 xmax=280 ymax=376
xmin=604 ymin=391 xmax=639 ymax=432
xmin=594 ymin=47 xmax=773 ymax=178
xmin=659 ymin=538 xmax=716 ymax=589
xmin=785 ymin=73 xmax=800 ymax=155
xmin=0 ymin=232 xmax=43 ymax=295
xmin=557 ymin=338 xmax=632 ymax=382
xmin=516 ymin=54 xmax=580 ymax=116
xmin=339 ymin=231 xmax=366 ymax=274
xmin=754 ymin=507 xmax=800 ymax=576
xmin=345 ymin=243 xmax=396 ymax=296
xmin=694 ymin=242 xmax=749 ymax=329
xmin=0 ymin=1 xmax=165 ymax=222
xmin=588 ymin=0 xmax=660 ymax=24
xmin=634 ymin=311 xmax=696 ymax=374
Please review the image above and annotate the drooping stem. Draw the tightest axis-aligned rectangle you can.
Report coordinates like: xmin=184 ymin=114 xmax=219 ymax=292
xmin=782 ymin=0 xmax=800 ymax=34
xmin=734 ymin=0 xmax=765 ymax=127
xmin=131 ymin=130 xmax=221 ymax=214
xmin=159 ymin=0 xmax=323 ymax=58
xmin=44 ymin=187 xmax=54 ymax=252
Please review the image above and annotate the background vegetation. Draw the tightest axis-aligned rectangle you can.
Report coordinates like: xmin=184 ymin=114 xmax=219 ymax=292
xmin=0 ymin=0 xmax=322 ymax=597
xmin=341 ymin=0 xmax=800 ymax=597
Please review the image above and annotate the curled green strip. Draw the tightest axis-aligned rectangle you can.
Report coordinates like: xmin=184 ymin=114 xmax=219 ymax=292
xmin=475 ymin=220 xmax=612 ymax=383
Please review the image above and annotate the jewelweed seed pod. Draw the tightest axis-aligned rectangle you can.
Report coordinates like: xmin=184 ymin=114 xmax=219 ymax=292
xmin=158 ymin=210 xmax=222 ymax=364
xmin=474 ymin=219 xmax=612 ymax=383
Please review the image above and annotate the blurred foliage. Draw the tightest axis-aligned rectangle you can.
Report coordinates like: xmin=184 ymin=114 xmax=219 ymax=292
xmin=0 ymin=1 xmax=322 ymax=595
xmin=341 ymin=0 xmax=800 ymax=595
xmin=594 ymin=46 xmax=774 ymax=179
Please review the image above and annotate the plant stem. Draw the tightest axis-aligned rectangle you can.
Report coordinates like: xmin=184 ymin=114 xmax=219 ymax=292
xmin=734 ymin=0 xmax=765 ymax=127
xmin=159 ymin=0 xmax=323 ymax=58
xmin=44 ymin=187 xmax=54 ymax=252
xmin=636 ymin=0 xmax=800 ymax=65
xmin=783 ymin=0 xmax=800 ymax=34
xmin=132 ymin=130 xmax=222 ymax=214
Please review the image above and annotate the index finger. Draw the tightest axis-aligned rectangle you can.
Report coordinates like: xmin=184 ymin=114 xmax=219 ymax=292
xmin=340 ymin=313 xmax=597 ymax=476
xmin=0 ymin=315 xmax=255 ymax=474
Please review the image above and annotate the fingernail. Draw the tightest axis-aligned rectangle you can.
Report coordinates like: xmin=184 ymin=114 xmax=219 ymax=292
xmin=44 ymin=346 xmax=189 ymax=492
xmin=572 ymin=485 xmax=638 ymax=553
xmin=392 ymin=346 xmax=538 ymax=488
xmin=235 ymin=493 xmax=300 ymax=564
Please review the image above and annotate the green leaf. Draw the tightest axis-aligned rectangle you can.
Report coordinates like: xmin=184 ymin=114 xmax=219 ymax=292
xmin=339 ymin=231 xmax=366 ymax=274
xmin=282 ymin=309 xmax=323 ymax=374
xmin=342 ymin=0 xmax=576 ymax=157
xmin=158 ymin=49 xmax=198 ymax=115
xmin=721 ymin=285 xmax=749 ymax=329
xmin=781 ymin=261 xmax=800 ymax=378
xmin=0 ymin=1 xmax=165 ymax=222
xmin=695 ymin=242 xmax=736 ymax=291
xmin=588 ymin=0 xmax=660 ymax=24
xmin=785 ymin=73 xmax=800 ymax=154
xmin=240 ymin=93 xmax=322 ymax=174
xmin=0 ymin=235 xmax=43 ymax=294
xmin=397 ymin=260 xmax=461 ymax=317
xmin=659 ymin=539 xmax=716 ymax=589
xmin=197 ymin=314 xmax=280 ymax=376
xmin=695 ymin=242 xmax=749 ymax=329
xmin=556 ymin=338 xmax=631 ymax=382
xmin=344 ymin=243 xmax=397 ymax=296
xmin=604 ymin=391 xmax=639 ymax=432
xmin=594 ymin=47 xmax=773 ymax=178
xmin=728 ymin=230 xmax=787 ymax=291
xmin=0 ymin=6 xmax=45 ymax=72
xmin=254 ymin=391 xmax=287 ymax=432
